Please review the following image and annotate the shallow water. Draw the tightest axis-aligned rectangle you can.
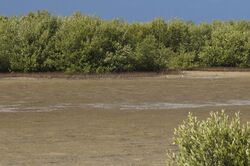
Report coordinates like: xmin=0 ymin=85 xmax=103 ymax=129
xmin=1 ymin=76 xmax=250 ymax=112
xmin=0 ymin=76 xmax=250 ymax=165
xmin=2 ymin=100 xmax=250 ymax=112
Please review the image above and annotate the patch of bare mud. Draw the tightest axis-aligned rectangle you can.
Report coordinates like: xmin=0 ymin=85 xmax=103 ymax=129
xmin=182 ymin=71 xmax=250 ymax=79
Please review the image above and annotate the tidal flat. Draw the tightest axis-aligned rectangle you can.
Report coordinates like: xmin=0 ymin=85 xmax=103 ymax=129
xmin=1 ymin=72 xmax=250 ymax=166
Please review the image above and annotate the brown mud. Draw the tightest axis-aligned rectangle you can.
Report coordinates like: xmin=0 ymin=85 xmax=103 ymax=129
xmin=1 ymin=72 xmax=250 ymax=165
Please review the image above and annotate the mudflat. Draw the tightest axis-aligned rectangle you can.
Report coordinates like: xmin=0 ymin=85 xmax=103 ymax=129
xmin=1 ymin=72 xmax=250 ymax=166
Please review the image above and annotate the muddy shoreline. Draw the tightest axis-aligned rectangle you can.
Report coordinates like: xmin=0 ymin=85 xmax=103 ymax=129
xmin=0 ymin=71 xmax=177 ymax=79
xmin=1 ymin=69 xmax=250 ymax=80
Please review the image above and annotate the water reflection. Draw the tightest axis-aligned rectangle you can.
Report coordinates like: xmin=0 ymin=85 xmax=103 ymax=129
xmin=1 ymin=100 xmax=250 ymax=112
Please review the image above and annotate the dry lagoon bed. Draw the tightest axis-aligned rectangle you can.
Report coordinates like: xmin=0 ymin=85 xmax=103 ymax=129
xmin=1 ymin=71 xmax=250 ymax=166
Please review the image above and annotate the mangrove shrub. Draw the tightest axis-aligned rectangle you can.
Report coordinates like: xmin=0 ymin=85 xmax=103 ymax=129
xmin=167 ymin=111 xmax=250 ymax=166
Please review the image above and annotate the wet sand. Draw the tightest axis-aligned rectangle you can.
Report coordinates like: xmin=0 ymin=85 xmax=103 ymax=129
xmin=1 ymin=72 xmax=250 ymax=165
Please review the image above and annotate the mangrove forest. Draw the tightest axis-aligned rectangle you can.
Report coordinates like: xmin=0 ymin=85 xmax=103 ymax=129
xmin=1 ymin=11 xmax=250 ymax=73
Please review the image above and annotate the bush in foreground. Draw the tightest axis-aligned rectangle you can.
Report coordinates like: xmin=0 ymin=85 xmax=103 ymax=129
xmin=167 ymin=111 xmax=250 ymax=166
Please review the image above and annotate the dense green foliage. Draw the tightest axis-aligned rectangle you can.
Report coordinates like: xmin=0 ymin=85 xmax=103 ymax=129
xmin=167 ymin=111 xmax=250 ymax=166
xmin=1 ymin=11 xmax=250 ymax=72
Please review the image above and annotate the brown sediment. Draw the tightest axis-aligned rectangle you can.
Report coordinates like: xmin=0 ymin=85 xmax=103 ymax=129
xmin=0 ymin=75 xmax=250 ymax=165
xmin=0 ymin=71 xmax=179 ymax=80
xmin=1 ymin=68 xmax=250 ymax=80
